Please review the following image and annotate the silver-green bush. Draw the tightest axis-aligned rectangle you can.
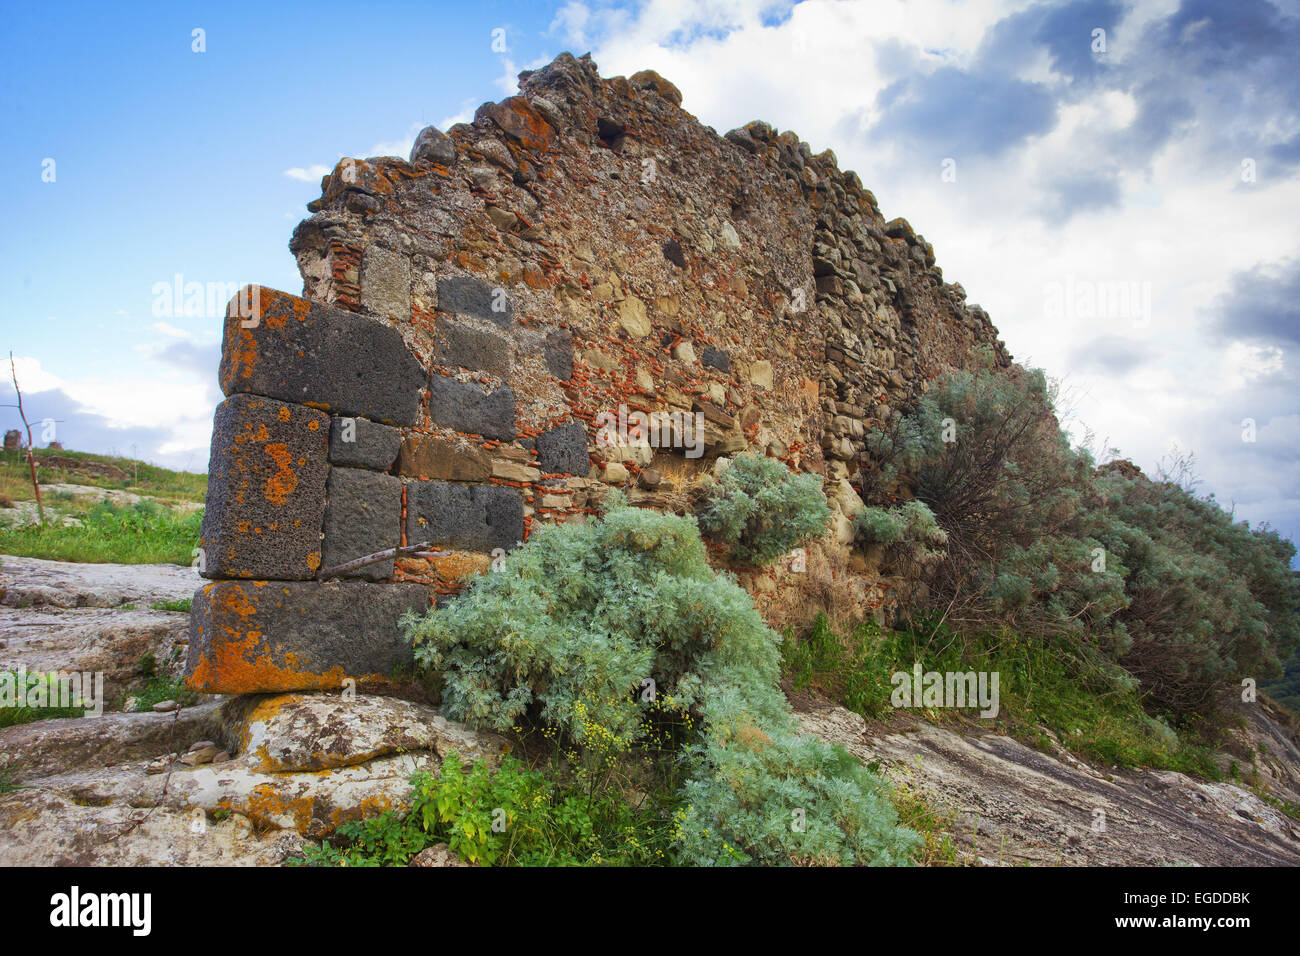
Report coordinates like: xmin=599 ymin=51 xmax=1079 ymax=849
xmin=405 ymin=496 xmax=918 ymax=865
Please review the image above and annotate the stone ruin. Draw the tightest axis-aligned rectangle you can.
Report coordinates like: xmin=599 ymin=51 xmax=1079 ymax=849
xmin=184 ymin=52 xmax=1009 ymax=698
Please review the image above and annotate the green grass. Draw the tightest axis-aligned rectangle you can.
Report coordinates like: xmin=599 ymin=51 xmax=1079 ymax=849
xmin=125 ymin=675 xmax=199 ymax=712
xmin=293 ymin=752 xmax=678 ymax=867
xmin=0 ymin=499 xmax=202 ymax=565
xmin=887 ymin=785 xmax=963 ymax=866
xmin=0 ymin=764 xmax=23 ymax=794
xmin=150 ymin=598 xmax=193 ymax=613
xmin=0 ymin=672 xmax=87 ymax=728
xmin=0 ymin=447 xmax=206 ymax=504
xmin=784 ymin=613 xmax=1221 ymax=778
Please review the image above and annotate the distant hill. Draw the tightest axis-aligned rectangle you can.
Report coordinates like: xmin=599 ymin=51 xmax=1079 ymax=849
xmin=0 ymin=447 xmax=206 ymax=507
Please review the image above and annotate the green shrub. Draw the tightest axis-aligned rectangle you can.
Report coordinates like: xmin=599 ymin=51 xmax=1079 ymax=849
xmin=675 ymin=708 xmax=915 ymax=866
xmin=1095 ymin=464 xmax=1299 ymax=722
xmin=406 ymin=496 xmax=918 ymax=865
xmin=853 ymin=506 xmax=903 ymax=545
xmin=696 ymin=454 xmax=831 ymax=565
xmin=853 ymin=500 xmax=948 ymax=574
xmin=860 ymin=363 xmax=1300 ymax=727
xmin=295 ymin=753 xmax=673 ymax=867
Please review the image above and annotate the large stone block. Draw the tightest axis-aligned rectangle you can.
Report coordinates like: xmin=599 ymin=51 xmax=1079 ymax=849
xmin=328 ymin=416 xmax=402 ymax=470
xmin=405 ymin=481 xmax=523 ymax=552
xmin=185 ymin=580 xmax=431 ymax=694
xmin=431 ymin=318 xmax=512 ymax=377
xmin=544 ymin=327 xmax=574 ymax=381
xmin=427 ymin=374 xmax=516 ymax=440
xmin=397 ymin=434 xmax=492 ymax=481
xmin=219 ymin=286 xmax=425 ymax=425
xmin=359 ymin=245 xmax=411 ymax=320
xmin=200 ymin=394 xmax=329 ymax=581
xmin=536 ymin=421 xmax=590 ymax=475
xmin=438 ymin=276 xmax=511 ymax=328
xmin=320 ymin=468 xmax=402 ymax=580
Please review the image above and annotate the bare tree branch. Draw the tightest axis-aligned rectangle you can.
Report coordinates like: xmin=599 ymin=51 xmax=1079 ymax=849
xmin=9 ymin=351 xmax=44 ymax=524
xmin=318 ymin=540 xmax=449 ymax=580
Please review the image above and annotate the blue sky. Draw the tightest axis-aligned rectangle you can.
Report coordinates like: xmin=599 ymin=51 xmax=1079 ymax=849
xmin=3 ymin=0 xmax=1298 ymax=557
xmin=1 ymin=1 xmax=570 ymax=469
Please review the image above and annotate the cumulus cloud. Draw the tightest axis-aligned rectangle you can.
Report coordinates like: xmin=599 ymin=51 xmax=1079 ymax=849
xmin=2 ymin=323 xmax=220 ymax=470
xmin=1211 ymin=259 xmax=1300 ymax=348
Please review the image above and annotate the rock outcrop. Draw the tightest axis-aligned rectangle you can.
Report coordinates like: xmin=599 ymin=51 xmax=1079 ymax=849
xmin=0 ymin=557 xmax=509 ymax=866
xmin=796 ymin=695 xmax=1300 ymax=866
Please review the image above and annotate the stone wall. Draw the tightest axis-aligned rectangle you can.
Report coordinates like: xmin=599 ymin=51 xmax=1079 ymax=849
xmin=185 ymin=53 xmax=1010 ymax=696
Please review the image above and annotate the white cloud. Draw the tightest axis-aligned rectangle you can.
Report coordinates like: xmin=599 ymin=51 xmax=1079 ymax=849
xmin=367 ymin=122 xmax=425 ymax=161
xmin=283 ymin=164 xmax=331 ymax=182
xmin=7 ymin=355 xmax=64 ymax=394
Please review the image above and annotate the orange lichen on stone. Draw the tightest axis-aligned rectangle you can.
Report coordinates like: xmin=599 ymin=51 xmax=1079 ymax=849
xmin=263 ymin=443 xmax=297 ymax=504
xmin=257 ymin=287 xmax=311 ymax=330
xmin=428 ymin=550 xmax=492 ymax=586
xmin=186 ymin=622 xmax=381 ymax=694
xmin=224 ymin=327 xmax=259 ymax=386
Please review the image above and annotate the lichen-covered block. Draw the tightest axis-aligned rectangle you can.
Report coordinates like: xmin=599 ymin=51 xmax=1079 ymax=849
xmin=405 ymin=481 xmax=523 ymax=552
xmin=185 ymin=581 xmax=430 ymax=694
xmin=320 ymin=468 xmax=402 ymax=580
xmin=438 ymin=276 xmax=511 ymax=328
xmin=200 ymin=394 xmax=329 ymax=581
xmin=427 ymin=375 xmax=516 ymax=440
xmin=219 ymin=286 xmax=425 ymax=425
xmin=536 ymin=421 xmax=590 ymax=475
xmin=432 ymin=318 xmax=512 ymax=377
xmin=328 ymin=416 xmax=402 ymax=470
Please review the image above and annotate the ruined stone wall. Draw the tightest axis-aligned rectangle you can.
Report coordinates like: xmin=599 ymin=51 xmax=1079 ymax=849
xmin=185 ymin=53 xmax=1009 ymax=697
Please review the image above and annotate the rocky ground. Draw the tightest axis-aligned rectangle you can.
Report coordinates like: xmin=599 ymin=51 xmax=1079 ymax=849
xmin=0 ymin=555 xmax=507 ymax=865
xmin=795 ymin=696 xmax=1300 ymax=865
xmin=2 ymin=554 xmax=1298 ymax=866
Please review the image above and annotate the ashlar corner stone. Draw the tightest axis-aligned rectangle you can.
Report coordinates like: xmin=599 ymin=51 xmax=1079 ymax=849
xmin=219 ymin=286 xmax=425 ymax=425
xmin=320 ymin=468 xmax=402 ymax=580
xmin=186 ymin=581 xmax=430 ymax=694
xmin=199 ymin=394 xmax=329 ymax=581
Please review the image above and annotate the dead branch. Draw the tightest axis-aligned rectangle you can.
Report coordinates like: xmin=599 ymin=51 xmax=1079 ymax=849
xmin=318 ymin=540 xmax=449 ymax=580
xmin=9 ymin=351 xmax=44 ymax=524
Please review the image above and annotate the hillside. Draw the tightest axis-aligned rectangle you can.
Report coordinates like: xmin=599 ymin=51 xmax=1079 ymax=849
xmin=0 ymin=448 xmax=205 ymax=564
